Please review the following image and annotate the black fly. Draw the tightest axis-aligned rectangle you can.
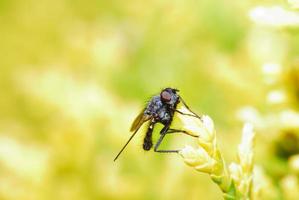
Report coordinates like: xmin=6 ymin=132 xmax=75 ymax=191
xmin=114 ymin=88 xmax=201 ymax=161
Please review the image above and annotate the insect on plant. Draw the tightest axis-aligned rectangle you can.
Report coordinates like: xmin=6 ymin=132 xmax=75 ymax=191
xmin=114 ymin=88 xmax=201 ymax=161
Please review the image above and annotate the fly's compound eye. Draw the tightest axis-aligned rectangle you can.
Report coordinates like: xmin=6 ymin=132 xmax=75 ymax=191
xmin=160 ymin=90 xmax=171 ymax=102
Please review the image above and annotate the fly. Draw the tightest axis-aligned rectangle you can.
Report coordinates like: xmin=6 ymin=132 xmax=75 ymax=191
xmin=114 ymin=87 xmax=200 ymax=161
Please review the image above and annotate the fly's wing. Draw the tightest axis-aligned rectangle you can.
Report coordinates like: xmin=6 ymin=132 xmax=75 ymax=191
xmin=130 ymin=110 xmax=152 ymax=132
xmin=114 ymin=110 xmax=152 ymax=161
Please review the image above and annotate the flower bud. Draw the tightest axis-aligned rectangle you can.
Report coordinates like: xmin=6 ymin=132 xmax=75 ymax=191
xmin=177 ymin=106 xmax=215 ymax=142
xmin=238 ymin=123 xmax=255 ymax=172
xmin=229 ymin=162 xmax=243 ymax=183
xmin=179 ymin=145 xmax=216 ymax=173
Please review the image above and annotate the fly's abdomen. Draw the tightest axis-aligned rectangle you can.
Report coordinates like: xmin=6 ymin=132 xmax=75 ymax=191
xmin=145 ymin=96 xmax=162 ymax=115
xmin=143 ymin=123 xmax=154 ymax=151
xmin=158 ymin=107 xmax=172 ymax=124
xmin=143 ymin=136 xmax=152 ymax=151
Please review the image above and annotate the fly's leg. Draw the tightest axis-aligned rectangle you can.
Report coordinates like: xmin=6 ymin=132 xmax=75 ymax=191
xmin=154 ymin=133 xmax=179 ymax=153
xmin=175 ymin=109 xmax=200 ymax=119
xmin=179 ymin=97 xmax=202 ymax=120
xmin=166 ymin=128 xmax=198 ymax=138
xmin=153 ymin=123 xmax=199 ymax=153
xmin=154 ymin=125 xmax=179 ymax=153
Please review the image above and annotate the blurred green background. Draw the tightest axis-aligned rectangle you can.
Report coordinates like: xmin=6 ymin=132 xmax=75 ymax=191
xmin=1 ymin=0 xmax=299 ymax=199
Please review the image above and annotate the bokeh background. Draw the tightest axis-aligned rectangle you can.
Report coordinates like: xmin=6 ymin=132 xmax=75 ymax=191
xmin=1 ymin=0 xmax=299 ymax=199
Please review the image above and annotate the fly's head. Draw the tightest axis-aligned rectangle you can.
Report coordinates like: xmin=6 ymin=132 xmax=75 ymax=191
xmin=160 ymin=88 xmax=180 ymax=107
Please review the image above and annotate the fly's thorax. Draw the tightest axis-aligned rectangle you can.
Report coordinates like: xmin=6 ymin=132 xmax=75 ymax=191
xmin=143 ymin=92 xmax=178 ymax=124
xmin=156 ymin=105 xmax=172 ymax=124
xmin=144 ymin=95 xmax=163 ymax=116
